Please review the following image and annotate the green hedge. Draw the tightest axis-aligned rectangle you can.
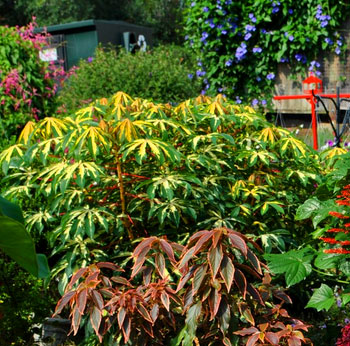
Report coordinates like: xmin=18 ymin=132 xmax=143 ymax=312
xmin=58 ymin=45 xmax=202 ymax=113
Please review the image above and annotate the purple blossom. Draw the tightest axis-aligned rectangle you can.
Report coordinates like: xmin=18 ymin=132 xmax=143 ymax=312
xmin=345 ymin=318 xmax=350 ymax=324
xmin=196 ymin=70 xmax=206 ymax=77
xmin=236 ymin=43 xmax=247 ymax=60
xmin=218 ymin=87 xmax=223 ymax=92
xmin=244 ymin=33 xmax=252 ymax=40
xmin=236 ymin=96 xmax=242 ymax=104
xmin=87 ymin=57 xmax=93 ymax=63
xmin=203 ymin=6 xmax=209 ymax=12
xmin=337 ymin=298 xmax=342 ymax=308
xmin=225 ymin=0 xmax=232 ymax=4
xmin=280 ymin=57 xmax=289 ymax=63
xmin=253 ymin=47 xmax=262 ymax=53
xmin=325 ymin=37 xmax=333 ymax=45
xmin=335 ymin=46 xmax=341 ymax=55
xmin=245 ymin=24 xmax=256 ymax=32
xmin=327 ymin=140 xmax=334 ymax=146
xmin=261 ymin=29 xmax=267 ymax=34
xmin=261 ymin=99 xmax=267 ymax=106
xmin=267 ymin=73 xmax=275 ymax=80
xmin=221 ymin=30 xmax=227 ymax=35
xmin=249 ymin=13 xmax=257 ymax=23
xmin=337 ymin=40 xmax=343 ymax=46
xmin=288 ymin=9 xmax=293 ymax=14
xmin=288 ymin=35 xmax=294 ymax=41
xmin=256 ymin=76 xmax=261 ymax=82
xmin=200 ymin=31 xmax=209 ymax=43
xmin=272 ymin=7 xmax=279 ymax=14
xmin=251 ymin=99 xmax=259 ymax=106
xmin=187 ymin=73 xmax=193 ymax=79
xmin=321 ymin=21 xmax=328 ymax=27
xmin=295 ymin=53 xmax=306 ymax=63
xmin=191 ymin=1 xmax=196 ymax=7
xmin=225 ymin=59 xmax=233 ymax=67
xmin=197 ymin=61 xmax=202 ymax=66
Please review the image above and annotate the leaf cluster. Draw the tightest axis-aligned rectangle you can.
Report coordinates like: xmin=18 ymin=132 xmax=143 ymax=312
xmin=54 ymin=227 xmax=312 ymax=345
xmin=0 ymin=92 xmax=322 ymax=295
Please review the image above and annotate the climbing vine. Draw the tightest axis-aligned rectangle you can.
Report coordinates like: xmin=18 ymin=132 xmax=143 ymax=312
xmin=184 ymin=0 xmax=350 ymax=105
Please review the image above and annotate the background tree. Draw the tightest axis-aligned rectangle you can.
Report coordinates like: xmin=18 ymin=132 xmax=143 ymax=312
xmin=1 ymin=0 xmax=184 ymax=44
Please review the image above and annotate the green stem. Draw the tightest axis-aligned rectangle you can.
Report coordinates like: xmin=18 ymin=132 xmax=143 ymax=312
xmin=312 ymin=267 xmax=350 ymax=284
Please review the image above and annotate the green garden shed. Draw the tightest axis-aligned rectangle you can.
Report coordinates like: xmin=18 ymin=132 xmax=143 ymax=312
xmin=37 ymin=20 xmax=153 ymax=70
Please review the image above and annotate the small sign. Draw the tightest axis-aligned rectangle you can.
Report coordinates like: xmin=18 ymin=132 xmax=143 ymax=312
xmin=39 ymin=48 xmax=58 ymax=62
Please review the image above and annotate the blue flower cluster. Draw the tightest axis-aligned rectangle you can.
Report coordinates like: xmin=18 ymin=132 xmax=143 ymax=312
xmin=309 ymin=60 xmax=321 ymax=76
xmin=315 ymin=5 xmax=331 ymax=27
xmin=272 ymin=1 xmax=280 ymax=14
xmin=235 ymin=42 xmax=247 ymax=61
xmin=324 ymin=35 xmax=343 ymax=55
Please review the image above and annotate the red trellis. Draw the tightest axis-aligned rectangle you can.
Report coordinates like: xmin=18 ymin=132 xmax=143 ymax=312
xmin=273 ymin=73 xmax=350 ymax=150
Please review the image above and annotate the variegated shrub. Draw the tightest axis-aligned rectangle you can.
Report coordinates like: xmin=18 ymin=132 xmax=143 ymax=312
xmin=0 ymin=92 xmax=321 ymax=295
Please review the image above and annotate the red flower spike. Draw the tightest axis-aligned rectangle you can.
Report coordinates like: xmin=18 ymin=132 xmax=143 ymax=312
xmin=329 ymin=211 xmax=350 ymax=219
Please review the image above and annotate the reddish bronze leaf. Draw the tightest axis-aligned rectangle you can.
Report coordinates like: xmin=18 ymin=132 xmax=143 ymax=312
xmin=234 ymin=268 xmax=247 ymax=299
xmin=161 ymin=291 xmax=170 ymax=311
xmin=85 ymin=271 xmax=99 ymax=284
xmin=178 ymin=247 xmax=196 ymax=270
xmin=212 ymin=228 xmax=223 ymax=248
xmin=217 ymin=297 xmax=230 ymax=333
xmin=131 ymin=245 xmax=150 ymax=278
xmin=133 ymin=237 xmax=157 ymax=257
xmin=220 ymin=255 xmax=235 ymax=292
xmin=183 ymin=286 xmax=194 ymax=310
xmin=265 ymin=332 xmax=279 ymax=345
xmin=67 ymin=267 xmax=88 ymax=289
xmin=72 ymin=306 xmax=82 ymax=335
xmin=159 ymin=239 xmax=176 ymax=263
xmin=143 ymin=266 xmax=153 ymax=285
xmin=208 ymin=244 xmax=223 ymax=279
xmin=155 ymin=253 xmax=166 ymax=279
xmin=193 ymin=231 xmax=212 ymax=255
xmin=208 ymin=288 xmax=221 ymax=320
xmin=54 ymin=291 xmax=76 ymax=316
xmin=246 ymin=333 xmax=260 ymax=346
xmin=111 ymin=276 xmax=132 ymax=286
xmin=228 ymin=233 xmax=247 ymax=257
xmin=234 ymin=263 xmax=262 ymax=279
xmin=90 ymin=306 xmax=102 ymax=340
xmin=247 ymin=283 xmax=264 ymax=305
xmin=97 ymin=262 xmax=123 ymax=271
xmin=77 ymin=289 xmax=88 ymax=315
xmin=238 ymin=302 xmax=255 ymax=325
xmin=118 ymin=307 xmax=126 ymax=329
xmin=150 ymin=303 xmax=159 ymax=322
xmin=287 ymin=335 xmax=302 ymax=346
xmin=122 ymin=314 xmax=131 ymax=343
xmin=187 ymin=230 xmax=210 ymax=247
xmin=137 ymin=303 xmax=153 ymax=323
xmin=246 ymin=248 xmax=262 ymax=275
xmin=91 ymin=290 xmax=104 ymax=310
xmin=192 ymin=264 xmax=208 ymax=294
xmin=176 ymin=265 xmax=197 ymax=292
xmin=273 ymin=290 xmax=293 ymax=304
xmin=234 ymin=327 xmax=259 ymax=336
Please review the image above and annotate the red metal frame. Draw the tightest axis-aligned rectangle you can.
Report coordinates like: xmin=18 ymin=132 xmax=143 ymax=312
xmin=273 ymin=93 xmax=350 ymax=150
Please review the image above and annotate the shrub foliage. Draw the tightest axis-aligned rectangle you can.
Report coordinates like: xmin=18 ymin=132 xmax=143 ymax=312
xmin=1 ymin=92 xmax=321 ymax=299
xmin=58 ymin=45 xmax=201 ymax=113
